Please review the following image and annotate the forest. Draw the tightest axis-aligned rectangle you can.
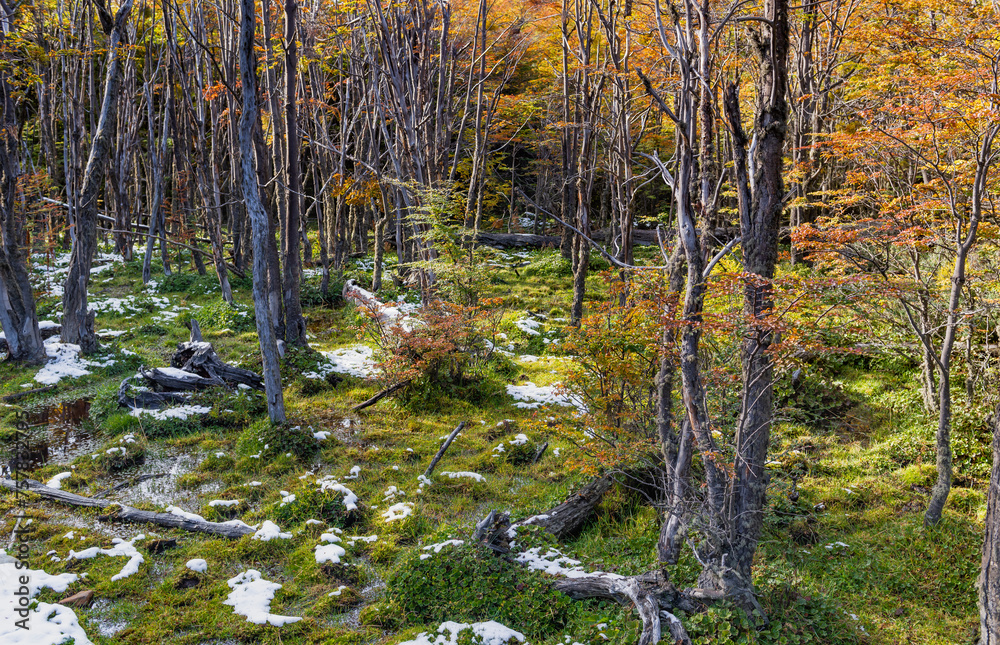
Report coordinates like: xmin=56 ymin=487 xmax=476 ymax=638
xmin=0 ymin=0 xmax=998 ymax=642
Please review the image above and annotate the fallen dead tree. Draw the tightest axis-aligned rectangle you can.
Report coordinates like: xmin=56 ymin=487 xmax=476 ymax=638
xmin=0 ymin=478 xmax=256 ymax=538
xmin=117 ymin=324 xmax=264 ymax=411
xmin=475 ymin=510 xmax=694 ymax=645
xmin=511 ymin=475 xmax=612 ymax=539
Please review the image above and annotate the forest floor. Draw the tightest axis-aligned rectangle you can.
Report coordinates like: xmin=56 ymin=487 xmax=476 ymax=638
xmin=0 ymin=245 xmax=987 ymax=645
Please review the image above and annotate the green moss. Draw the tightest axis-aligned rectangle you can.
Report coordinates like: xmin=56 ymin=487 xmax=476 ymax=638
xmin=386 ymin=541 xmax=575 ymax=637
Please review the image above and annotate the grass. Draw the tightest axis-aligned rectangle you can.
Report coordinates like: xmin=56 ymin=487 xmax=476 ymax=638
xmin=0 ymin=245 xmax=990 ymax=644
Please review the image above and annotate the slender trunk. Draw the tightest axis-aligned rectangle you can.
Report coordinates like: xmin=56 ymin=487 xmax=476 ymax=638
xmin=0 ymin=25 xmax=46 ymax=364
xmin=238 ymin=0 xmax=286 ymax=423
xmin=282 ymin=0 xmax=306 ymax=346
xmin=979 ymin=404 xmax=1000 ymax=645
xmin=62 ymin=0 xmax=135 ymax=354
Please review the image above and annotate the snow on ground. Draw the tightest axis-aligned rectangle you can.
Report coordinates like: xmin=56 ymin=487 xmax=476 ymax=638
xmin=34 ymin=337 xmax=94 ymax=385
xmin=207 ymin=499 xmax=240 ymax=508
xmin=45 ymin=471 xmax=73 ymax=489
xmin=315 ymin=533 xmax=347 ymax=564
xmin=514 ymin=316 xmax=543 ymax=336
xmin=506 ymin=382 xmax=585 ymax=412
xmin=252 ymin=521 xmax=292 ymax=541
xmin=398 ymin=621 xmax=525 ymax=645
xmin=186 ymin=559 xmax=208 ymax=573
xmin=513 ymin=546 xmax=622 ymax=580
xmin=66 ymin=534 xmax=146 ymax=582
xmin=0 ymin=554 xmax=92 ymax=645
xmin=382 ymin=502 xmax=414 ymax=522
xmin=419 ymin=540 xmax=465 ymax=560
xmin=129 ymin=405 xmax=211 ymax=421
xmin=304 ymin=345 xmax=379 ymax=380
xmin=223 ymin=569 xmax=302 ymax=626
xmin=439 ymin=471 xmax=485 ymax=482
xmin=315 ymin=476 xmax=359 ymax=511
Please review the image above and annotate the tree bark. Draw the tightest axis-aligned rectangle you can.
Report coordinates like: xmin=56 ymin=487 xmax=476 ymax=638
xmin=979 ymin=404 xmax=1000 ymax=645
xmin=0 ymin=22 xmax=46 ymax=364
xmin=238 ymin=0 xmax=286 ymax=423
xmin=61 ymin=0 xmax=135 ymax=354
xmin=282 ymin=0 xmax=307 ymax=346
xmin=720 ymin=0 xmax=790 ymax=611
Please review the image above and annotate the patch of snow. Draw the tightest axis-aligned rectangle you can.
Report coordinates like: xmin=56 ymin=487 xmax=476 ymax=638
xmin=308 ymin=345 xmax=379 ymax=379
xmin=224 ymin=569 xmax=302 ymax=626
xmin=440 ymin=471 xmax=485 ymax=482
xmin=506 ymin=382 xmax=585 ymax=411
xmin=66 ymin=534 xmax=145 ymax=581
xmin=252 ymin=521 xmax=291 ymax=541
xmin=208 ymin=499 xmax=240 ymax=508
xmin=514 ymin=546 xmax=622 ymax=580
xmin=399 ymin=621 xmax=525 ymax=645
xmin=46 ymin=472 xmax=72 ymax=490
xmin=0 ymin=558 xmax=91 ymax=645
xmin=129 ymin=404 xmax=210 ymax=421
xmin=186 ymin=559 xmax=208 ymax=573
xmin=381 ymin=502 xmax=414 ymax=522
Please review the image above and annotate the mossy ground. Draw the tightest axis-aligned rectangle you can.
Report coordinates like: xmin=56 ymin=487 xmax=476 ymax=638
xmin=0 ymin=245 xmax=987 ymax=644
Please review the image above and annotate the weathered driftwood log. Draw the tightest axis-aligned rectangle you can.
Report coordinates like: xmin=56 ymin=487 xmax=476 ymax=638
xmin=171 ymin=341 xmax=265 ymax=390
xmin=117 ymin=376 xmax=191 ymax=410
xmin=352 ymin=379 xmax=412 ymax=412
xmin=473 ymin=509 xmax=692 ymax=645
xmin=140 ymin=365 xmax=223 ymax=391
xmin=0 ymin=478 xmax=255 ymax=539
xmin=424 ymin=421 xmax=466 ymax=479
xmin=553 ymin=572 xmax=693 ymax=645
xmin=512 ymin=475 xmax=612 ymax=539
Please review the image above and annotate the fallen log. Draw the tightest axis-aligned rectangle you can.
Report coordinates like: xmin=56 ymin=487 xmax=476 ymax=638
xmin=140 ymin=365 xmax=223 ymax=391
xmin=1 ymin=385 xmax=57 ymax=403
xmin=474 ymin=509 xmax=692 ymax=645
xmin=117 ymin=376 xmax=191 ymax=410
xmin=170 ymin=341 xmax=264 ymax=391
xmin=424 ymin=421 xmax=466 ymax=479
xmin=553 ymin=573 xmax=692 ymax=645
xmin=512 ymin=475 xmax=612 ymax=539
xmin=0 ymin=478 xmax=256 ymax=539
xmin=352 ymin=379 xmax=411 ymax=412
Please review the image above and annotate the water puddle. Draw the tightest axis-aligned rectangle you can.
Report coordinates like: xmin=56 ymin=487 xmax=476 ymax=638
xmin=103 ymin=445 xmax=219 ymax=509
xmin=7 ymin=398 xmax=98 ymax=470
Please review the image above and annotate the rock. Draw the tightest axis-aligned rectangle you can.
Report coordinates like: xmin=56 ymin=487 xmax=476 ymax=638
xmin=147 ymin=538 xmax=178 ymax=554
xmin=58 ymin=589 xmax=94 ymax=608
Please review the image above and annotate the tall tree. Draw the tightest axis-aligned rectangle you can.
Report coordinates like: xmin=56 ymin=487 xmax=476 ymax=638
xmin=0 ymin=0 xmax=46 ymax=364
xmin=239 ymin=0 xmax=286 ymax=423
xmin=61 ymin=0 xmax=134 ymax=353
xmin=282 ymin=0 xmax=306 ymax=346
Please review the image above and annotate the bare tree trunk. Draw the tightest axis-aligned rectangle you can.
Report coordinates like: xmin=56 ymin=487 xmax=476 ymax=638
xmin=238 ymin=0 xmax=286 ymax=423
xmin=62 ymin=0 xmax=135 ymax=354
xmin=980 ymin=404 xmax=1000 ymax=645
xmin=282 ymin=0 xmax=307 ymax=346
xmin=718 ymin=0 xmax=789 ymax=611
xmin=0 ymin=18 xmax=46 ymax=364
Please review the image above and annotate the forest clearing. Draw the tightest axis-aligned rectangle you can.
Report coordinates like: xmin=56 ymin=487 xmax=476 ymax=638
xmin=0 ymin=0 xmax=999 ymax=643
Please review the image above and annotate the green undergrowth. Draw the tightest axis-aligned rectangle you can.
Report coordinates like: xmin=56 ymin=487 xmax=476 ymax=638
xmin=0 ymin=246 xmax=991 ymax=645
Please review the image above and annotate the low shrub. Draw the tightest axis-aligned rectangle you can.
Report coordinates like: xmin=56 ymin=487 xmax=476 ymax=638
xmin=386 ymin=540 xmax=575 ymax=637
xmin=235 ymin=419 xmax=320 ymax=461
